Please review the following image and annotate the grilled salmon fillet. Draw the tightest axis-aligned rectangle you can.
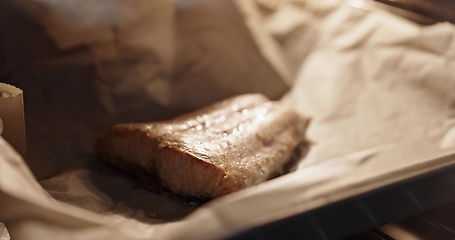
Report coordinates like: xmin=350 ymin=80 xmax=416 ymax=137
xmin=95 ymin=94 xmax=307 ymax=199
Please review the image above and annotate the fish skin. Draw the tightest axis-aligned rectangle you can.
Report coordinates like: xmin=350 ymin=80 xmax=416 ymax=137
xmin=95 ymin=93 xmax=308 ymax=199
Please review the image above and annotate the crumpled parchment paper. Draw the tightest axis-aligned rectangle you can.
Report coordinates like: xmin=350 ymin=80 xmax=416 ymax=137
xmin=286 ymin=1 xmax=455 ymax=164
xmin=0 ymin=223 xmax=9 ymax=240
xmin=5 ymin=0 xmax=289 ymax=115
xmin=1 ymin=0 xmax=455 ymax=239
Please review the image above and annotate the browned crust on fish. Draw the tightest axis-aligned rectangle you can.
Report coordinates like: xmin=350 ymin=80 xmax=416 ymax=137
xmin=95 ymin=93 xmax=308 ymax=199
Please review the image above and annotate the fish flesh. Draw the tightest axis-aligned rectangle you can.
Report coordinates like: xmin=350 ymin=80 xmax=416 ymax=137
xmin=95 ymin=94 xmax=308 ymax=199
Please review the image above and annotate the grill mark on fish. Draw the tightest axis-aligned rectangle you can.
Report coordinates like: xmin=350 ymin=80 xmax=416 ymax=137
xmin=95 ymin=93 xmax=308 ymax=199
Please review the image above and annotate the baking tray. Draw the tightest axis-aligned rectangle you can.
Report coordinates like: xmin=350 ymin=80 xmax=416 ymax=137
xmin=229 ymin=142 xmax=455 ymax=240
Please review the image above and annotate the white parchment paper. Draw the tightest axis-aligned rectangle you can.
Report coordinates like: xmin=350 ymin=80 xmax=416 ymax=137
xmin=1 ymin=0 xmax=455 ymax=239
xmin=0 ymin=223 xmax=9 ymax=240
